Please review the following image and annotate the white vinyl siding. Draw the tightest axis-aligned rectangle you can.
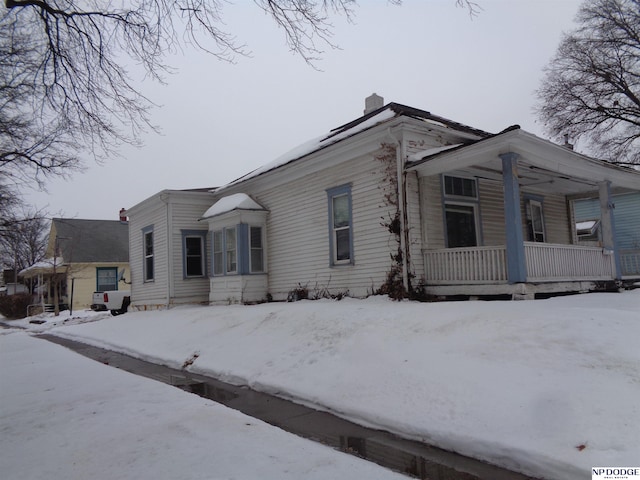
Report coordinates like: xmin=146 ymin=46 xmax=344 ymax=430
xmin=228 ymin=151 xmax=395 ymax=300
xmin=127 ymin=191 xmax=215 ymax=309
xmin=521 ymin=192 xmax=570 ymax=245
xmin=128 ymin=202 xmax=168 ymax=306
xmin=169 ymin=199 xmax=213 ymax=302
xmin=419 ymin=175 xmax=447 ymax=249
xmin=477 ymin=179 xmax=505 ymax=246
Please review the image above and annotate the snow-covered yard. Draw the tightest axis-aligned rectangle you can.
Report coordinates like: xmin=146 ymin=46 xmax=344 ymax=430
xmin=0 ymin=329 xmax=406 ymax=480
xmin=2 ymin=290 xmax=639 ymax=480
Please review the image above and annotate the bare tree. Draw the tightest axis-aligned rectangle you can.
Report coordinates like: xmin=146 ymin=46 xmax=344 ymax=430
xmin=1 ymin=0 xmax=479 ymax=204
xmin=536 ymin=0 xmax=640 ymax=165
xmin=0 ymin=207 xmax=47 ymax=274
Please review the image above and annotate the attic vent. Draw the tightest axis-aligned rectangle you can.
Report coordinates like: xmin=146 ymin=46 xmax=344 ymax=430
xmin=364 ymin=93 xmax=384 ymax=115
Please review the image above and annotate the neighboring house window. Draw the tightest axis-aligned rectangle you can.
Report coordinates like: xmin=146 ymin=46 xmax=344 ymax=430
xmin=143 ymin=226 xmax=154 ymax=282
xmin=97 ymin=267 xmax=117 ymax=291
xmin=182 ymin=230 xmax=207 ymax=278
xmin=213 ymin=230 xmax=223 ymax=275
xmin=327 ymin=184 xmax=353 ymax=265
xmin=442 ymin=176 xmax=479 ymax=248
xmin=250 ymin=226 xmax=264 ymax=273
xmin=525 ymin=197 xmax=545 ymax=242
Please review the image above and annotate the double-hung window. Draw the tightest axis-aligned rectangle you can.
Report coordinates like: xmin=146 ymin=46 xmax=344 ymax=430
xmin=225 ymin=227 xmax=237 ymax=273
xmin=97 ymin=267 xmax=117 ymax=291
xmin=443 ymin=175 xmax=480 ymax=248
xmin=182 ymin=230 xmax=207 ymax=278
xmin=249 ymin=226 xmax=264 ymax=273
xmin=143 ymin=226 xmax=154 ymax=282
xmin=327 ymin=184 xmax=353 ymax=265
xmin=525 ymin=197 xmax=546 ymax=242
xmin=212 ymin=228 xmax=237 ymax=274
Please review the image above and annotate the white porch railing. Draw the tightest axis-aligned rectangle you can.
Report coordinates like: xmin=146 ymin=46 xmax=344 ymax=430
xmin=620 ymin=250 xmax=640 ymax=277
xmin=524 ymin=242 xmax=615 ymax=281
xmin=424 ymin=243 xmax=618 ymax=284
xmin=423 ymin=246 xmax=507 ymax=284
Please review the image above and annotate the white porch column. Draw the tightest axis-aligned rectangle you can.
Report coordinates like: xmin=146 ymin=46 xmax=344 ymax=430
xmin=599 ymin=181 xmax=622 ymax=280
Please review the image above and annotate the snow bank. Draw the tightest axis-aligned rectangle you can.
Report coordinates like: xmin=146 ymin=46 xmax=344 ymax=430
xmin=43 ymin=291 xmax=640 ymax=480
xmin=0 ymin=332 xmax=406 ymax=480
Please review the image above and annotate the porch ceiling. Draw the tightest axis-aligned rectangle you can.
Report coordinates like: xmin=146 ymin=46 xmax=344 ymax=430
xmin=407 ymin=128 xmax=640 ymax=196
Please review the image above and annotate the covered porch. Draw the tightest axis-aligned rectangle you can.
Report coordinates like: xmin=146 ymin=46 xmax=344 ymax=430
xmin=19 ymin=257 xmax=70 ymax=315
xmin=408 ymin=127 xmax=640 ymax=298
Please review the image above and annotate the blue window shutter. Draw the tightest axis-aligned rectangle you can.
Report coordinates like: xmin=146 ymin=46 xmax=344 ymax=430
xmin=237 ymin=223 xmax=249 ymax=275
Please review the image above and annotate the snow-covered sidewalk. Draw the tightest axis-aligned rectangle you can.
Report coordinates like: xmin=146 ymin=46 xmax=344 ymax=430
xmin=5 ymin=290 xmax=640 ymax=479
xmin=0 ymin=330 xmax=407 ymax=480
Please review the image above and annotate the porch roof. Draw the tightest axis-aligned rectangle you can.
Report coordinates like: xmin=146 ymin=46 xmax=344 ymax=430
xmin=19 ymin=257 xmax=65 ymax=279
xmin=407 ymin=127 xmax=640 ymax=195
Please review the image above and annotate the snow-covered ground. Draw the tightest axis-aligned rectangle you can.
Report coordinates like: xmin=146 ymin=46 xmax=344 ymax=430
xmin=0 ymin=328 xmax=407 ymax=480
xmin=3 ymin=290 xmax=639 ymax=480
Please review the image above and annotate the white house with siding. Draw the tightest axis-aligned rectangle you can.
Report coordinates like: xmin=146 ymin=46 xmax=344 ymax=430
xmin=126 ymin=188 xmax=216 ymax=309
xmin=126 ymin=95 xmax=640 ymax=308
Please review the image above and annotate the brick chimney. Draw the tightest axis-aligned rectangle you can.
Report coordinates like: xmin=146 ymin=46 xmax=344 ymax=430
xmin=364 ymin=93 xmax=384 ymax=115
xmin=119 ymin=208 xmax=128 ymax=222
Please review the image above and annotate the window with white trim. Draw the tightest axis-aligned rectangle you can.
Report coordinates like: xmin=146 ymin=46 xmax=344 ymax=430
xmin=327 ymin=184 xmax=353 ymax=265
xmin=249 ymin=226 xmax=264 ymax=273
xmin=225 ymin=227 xmax=237 ymax=274
xmin=182 ymin=230 xmax=207 ymax=278
xmin=143 ymin=226 xmax=154 ymax=282
xmin=442 ymin=176 xmax=480 ymax=248
xmin=445 ymin=203 xmax=479 ymax=248
xmin=444 ymin=175 xmax=477 ymax=198
xmin=213 ymin=230 xmax=223 ymax=275
xmin=97 ymin=267 xmax=117 ymax=291
xmin=525 ymin=198 xmax=545 ymax=242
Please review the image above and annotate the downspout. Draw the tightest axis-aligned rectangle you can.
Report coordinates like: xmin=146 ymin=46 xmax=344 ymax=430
xmin=167 ymin=200 xmax=173 ymax=309
xmin=160 ymin=192 xmax=172 ymax=309
xmin=386 ymin=128 xmax=410 ymax=293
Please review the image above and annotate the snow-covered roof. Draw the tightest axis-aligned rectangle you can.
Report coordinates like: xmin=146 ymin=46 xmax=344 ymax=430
xmin=225 ymin=109 xmax=397 ymax=189
xmin=219 ymin=103 xmax=491 ymax=191
xmin=19 ymin=257 xmax=65 ymax=277
xmin=202 ymin=193 xmax=265 ymax=219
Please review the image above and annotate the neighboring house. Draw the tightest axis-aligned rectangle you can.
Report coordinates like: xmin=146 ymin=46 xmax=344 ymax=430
xmin=125 ymin=188 xmax=217 ymax=309
xmin=572 ymin=191 xmax=640 ymax=277
xmin=20 ymin=216 xmax=130 ymax=312
xmin=127 ymin=94 xmax=640 ymax=307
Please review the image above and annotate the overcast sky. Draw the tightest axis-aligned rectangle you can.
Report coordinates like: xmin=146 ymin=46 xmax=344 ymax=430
xmin=24 ymin=0 xmax=584 ymax=221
